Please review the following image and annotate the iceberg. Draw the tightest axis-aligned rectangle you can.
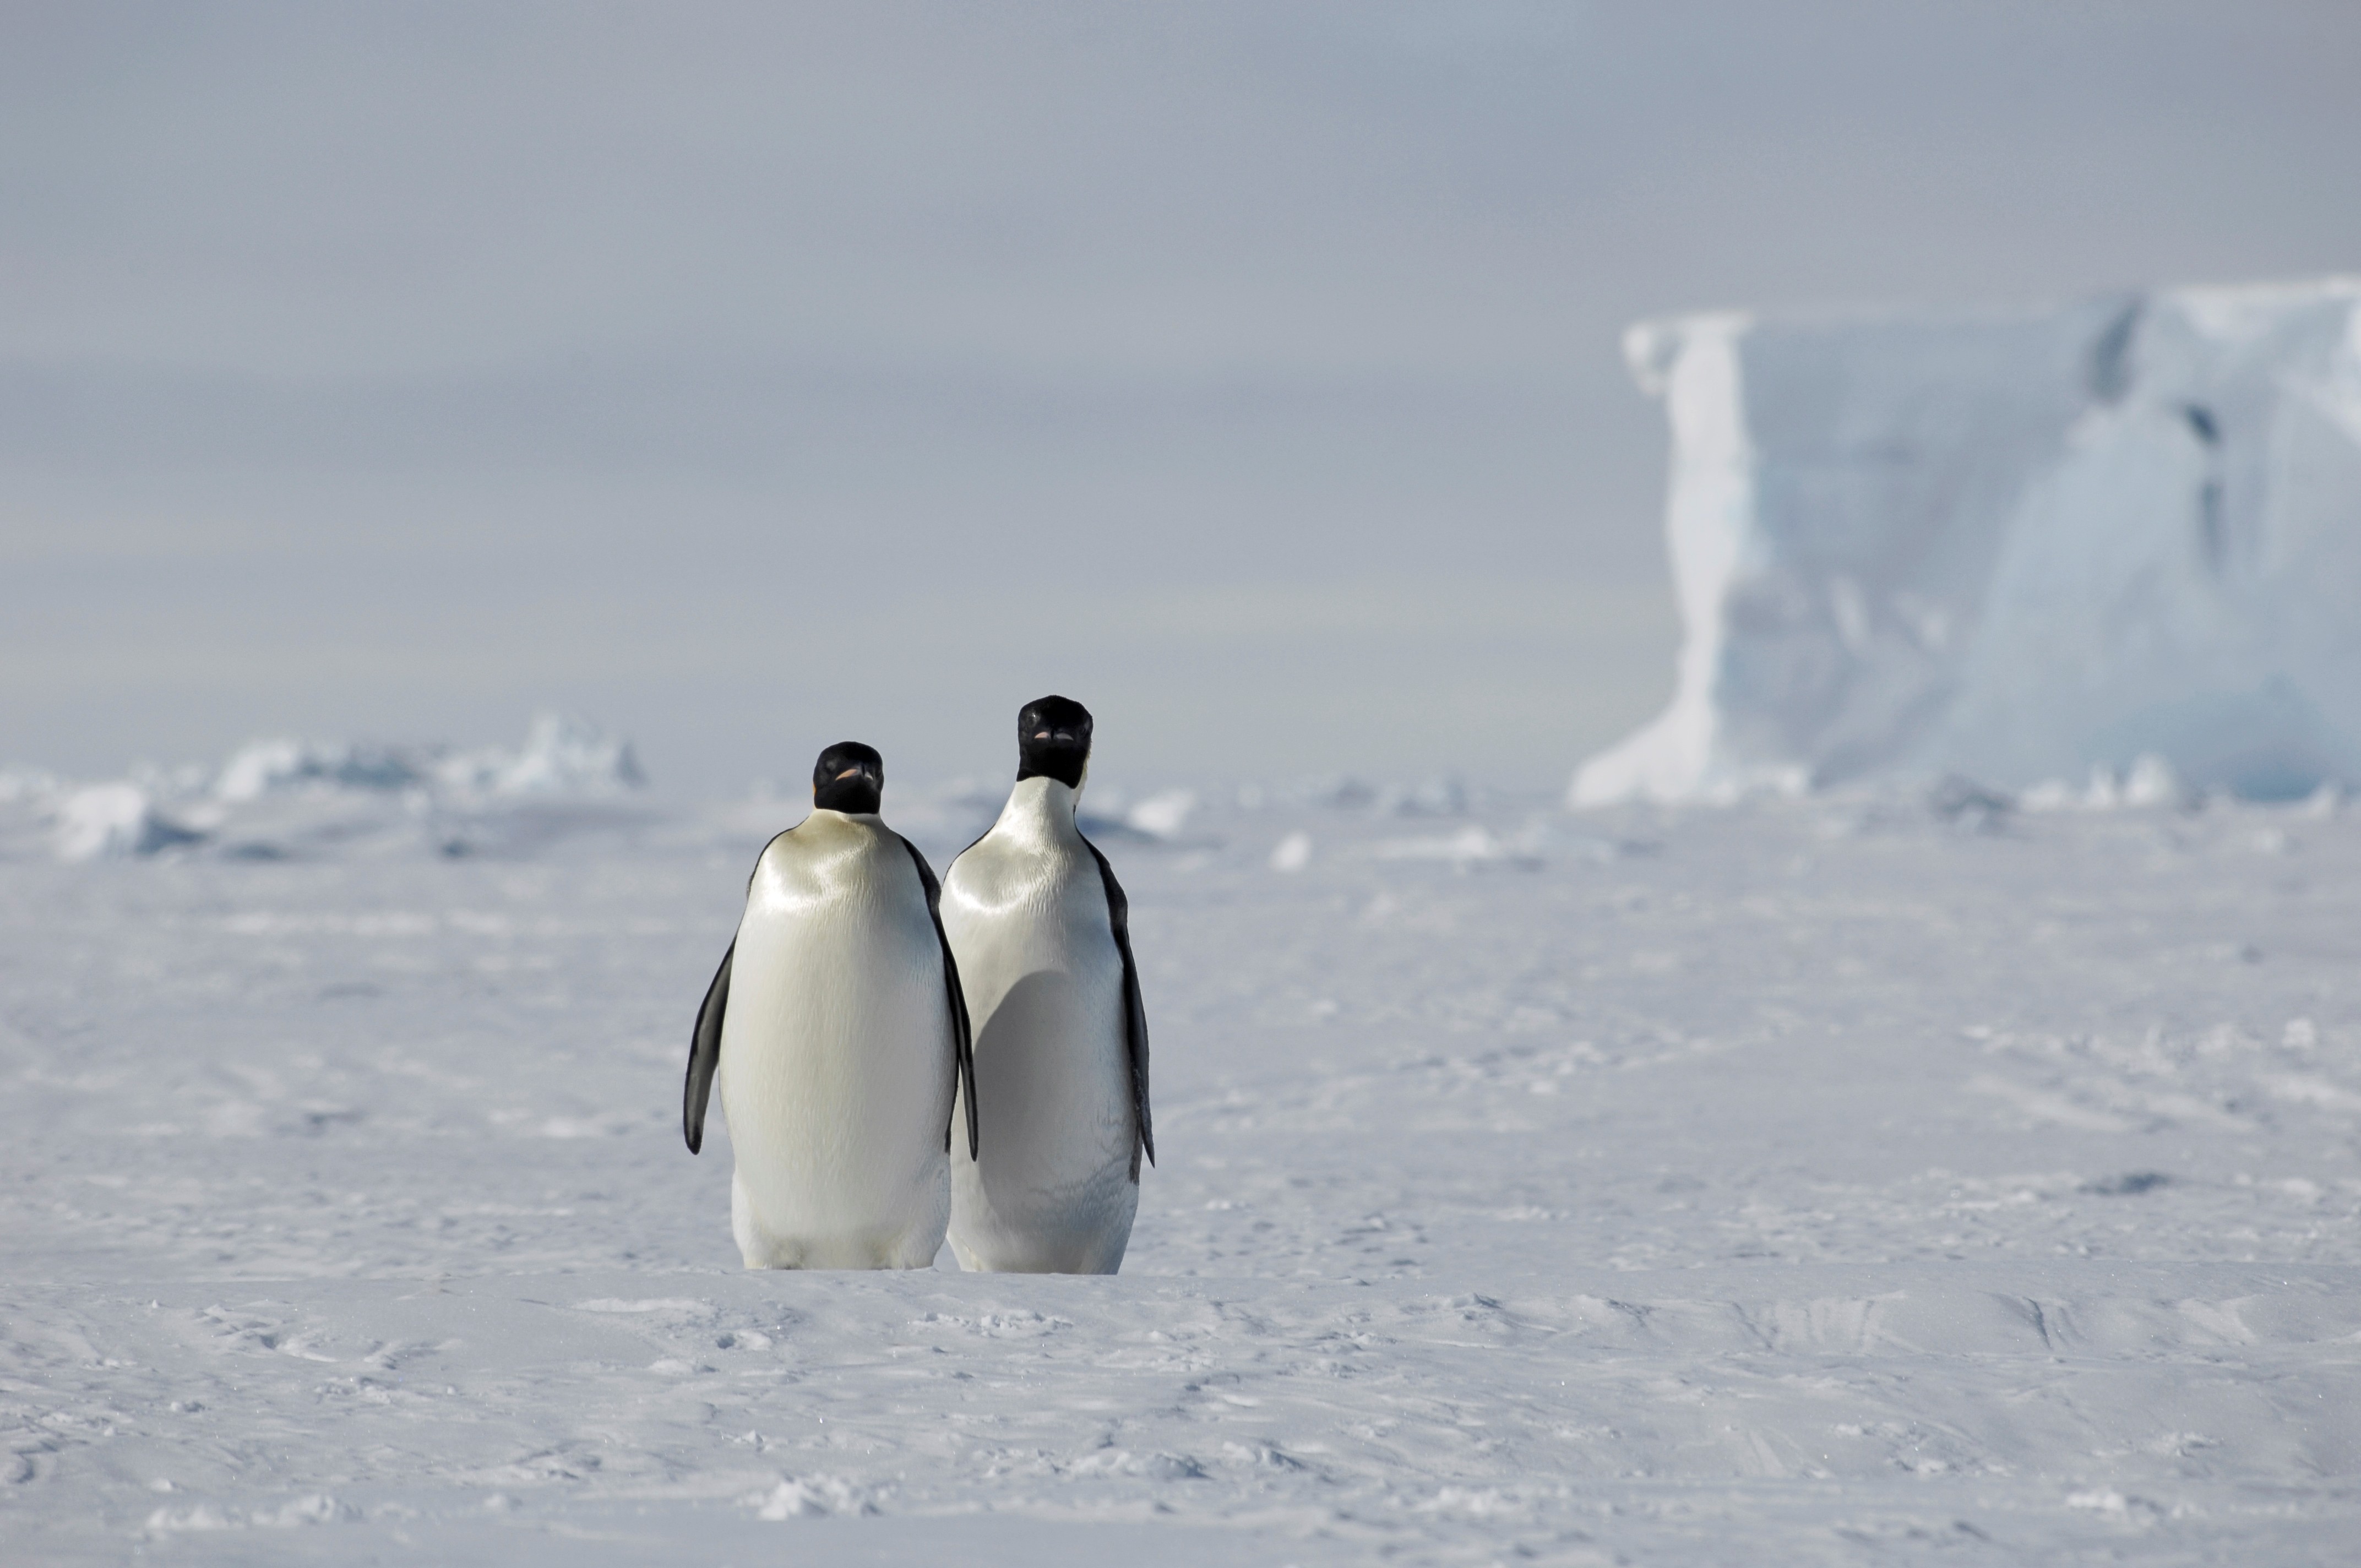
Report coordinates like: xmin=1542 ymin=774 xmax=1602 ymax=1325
xmin=1574 ymin=277 xmax=2361 ymax=805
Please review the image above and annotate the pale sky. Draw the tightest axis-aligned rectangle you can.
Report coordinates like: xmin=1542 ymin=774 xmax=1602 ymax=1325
xmin=6 ymin=2 xmax=2357 ymax=789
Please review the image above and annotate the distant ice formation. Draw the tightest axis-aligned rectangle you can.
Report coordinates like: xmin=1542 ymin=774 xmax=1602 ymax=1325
xmin=215 ymin=739 xmax=426 ymax=801
xmin=1575 ymin=276 xmax=2361 ymax=805
xmin=433 ymin=712 xmax=646 ymax=797
xmin=53 ymin=783 xmax=203 ymax=861
xmin=215 ymin=712 xmax=645 ymax=803
xmin=24 ymin=712 xmax=644 ymax=862
xmin=1124 ymin=788 xmax=1199 ymax=840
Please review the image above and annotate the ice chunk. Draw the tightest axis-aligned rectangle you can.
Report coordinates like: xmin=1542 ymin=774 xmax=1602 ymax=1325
xmin=1124 ymin=788 xmax=1197 ymax=840
xmin=215 ymin=741 xmax=312 ymax=801
xmin=53 ymin=784 xmax=204 ymax=861
xmin=746 ymin=1474 xmax=875 ymax=1519
xmin=499 ymin=711 xmax=645 ymax=794
xmin=1269 ymin=831 xmax=1314 ymax=872
xmin=213 ymin=714 xmax=643 ymax=802
xmin=2121 ymin=753 xmax=2195 ymax=809
xmin=434 ymin=712 xmax=646 ymax=796
xmin=215 ymin=739 xmax=424 ymax=800
xmin=1576 ymin=277 xmax=2361 ymax=805
xmin=2021 ymin=753 xmax=2201 ymax=813
xmin=1374 ymin=824 xmax=1543 ymax=869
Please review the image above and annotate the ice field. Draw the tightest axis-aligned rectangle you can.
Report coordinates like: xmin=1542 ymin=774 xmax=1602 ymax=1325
xmin=4 ymin=770 xmax=2358 ymax=1564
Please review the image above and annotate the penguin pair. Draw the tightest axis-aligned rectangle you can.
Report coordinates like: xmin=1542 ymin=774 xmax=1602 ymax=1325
xmin=681 ymin=696 xmax=1152 ymax=1273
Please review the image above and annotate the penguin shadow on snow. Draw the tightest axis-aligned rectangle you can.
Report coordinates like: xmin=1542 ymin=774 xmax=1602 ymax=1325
xmin=962 ymin=969 xmax=1129 ymax=1235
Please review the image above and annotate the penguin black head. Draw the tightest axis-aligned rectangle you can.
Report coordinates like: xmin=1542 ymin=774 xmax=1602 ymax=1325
xmin=811 ymin=741 xmax=884 ymax=815
xmin=1015 ymin=695 xmax=1093 ymax=790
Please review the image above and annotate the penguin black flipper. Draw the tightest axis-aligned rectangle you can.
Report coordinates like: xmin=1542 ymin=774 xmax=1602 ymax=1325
xmin=684 ymin=939 xmax=733 ymax=1155
xmin=899 ymin=834 xmax=978 ymax=1160
xmin=1083 ymin=837 xmax=1154 ymax=1181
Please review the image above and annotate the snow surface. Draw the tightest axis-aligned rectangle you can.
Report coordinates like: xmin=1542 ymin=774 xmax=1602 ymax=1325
xmin=1577 ymin=276 xmax=2361 ymax=807
xmin=5 ymin=768 xmax=2359 ymax=1564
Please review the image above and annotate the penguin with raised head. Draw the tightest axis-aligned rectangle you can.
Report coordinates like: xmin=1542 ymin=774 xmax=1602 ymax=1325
xmin=683 ymin=742 xmax=976 ymax=1270
xmin=942 ymin=696 xmax=1152 ymax=1273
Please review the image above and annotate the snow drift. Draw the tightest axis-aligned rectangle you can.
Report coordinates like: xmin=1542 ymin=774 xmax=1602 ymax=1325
xmin=1574 ymin=276 xmax=2361 ymax=805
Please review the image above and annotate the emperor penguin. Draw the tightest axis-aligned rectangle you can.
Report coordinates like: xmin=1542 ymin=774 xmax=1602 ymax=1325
xmin=682 ymin=742 xmax=977 ymax=1270
xmin=942 ymin=696 xmax=1152 ymax=1273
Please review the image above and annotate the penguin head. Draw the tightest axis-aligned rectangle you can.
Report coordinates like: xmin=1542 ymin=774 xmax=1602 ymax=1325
xmin=810 ymin=741 xmax=884 ymax=815
xmin=1015 ymin=695 xmax=1093 ymax=790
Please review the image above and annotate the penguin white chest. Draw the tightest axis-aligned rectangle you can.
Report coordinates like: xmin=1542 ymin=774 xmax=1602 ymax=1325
xmin=717 ymin=812 xmax=956 ymax=1269
xmin=942 ymin=779 xmax=1139 ymax=1273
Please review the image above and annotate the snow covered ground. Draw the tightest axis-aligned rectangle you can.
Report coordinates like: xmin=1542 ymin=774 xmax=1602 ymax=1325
xmin=4 ymin=771 xmax=2359 ymax=1564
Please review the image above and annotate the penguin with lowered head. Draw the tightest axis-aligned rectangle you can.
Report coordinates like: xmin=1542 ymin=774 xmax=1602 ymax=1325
xmin=683 ymin=742 xmax=976 ymax=1269
xmin=942 ymin=696 xmax=1152 ymax=1273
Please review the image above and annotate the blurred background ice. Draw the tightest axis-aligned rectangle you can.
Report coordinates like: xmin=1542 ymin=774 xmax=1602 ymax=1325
xmin=7 ymin=2 xmax=2359 ymax=792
